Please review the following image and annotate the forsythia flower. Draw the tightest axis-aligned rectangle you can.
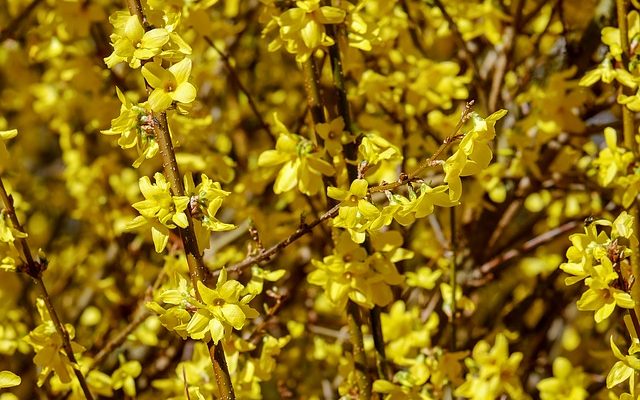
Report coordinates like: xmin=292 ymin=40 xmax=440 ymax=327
xmin=607 ymin=336 xmax=640 ymax=390
xmin=184 ymin=173 xmax=235 ymax=233
xmin=24 ymin=299 xmax=85 ymax=386
xmin=315 ymin=116 xmax=346 ymax=157
xmin=266 ymin=0 xmax=346 ymax=62
xmin=455 ymin=333 xmax=524 ymax=400
xmin=101 ymin=87 xmax=158 ymax=168
xmin=576 ymin=255 xmax=635 ymax=322
xmin=186 ymin=269 xmax=259 ymax=344
xmin=328 ymin=179 xmax=379 ymax=243
xmin=560 ymin=212 xmax=638 ymax=322
xmin=111 ymin=355 xmax=142 ymax=397
xmin=444 ymin=109 xmax=508 ymax=201
xmin=591 ymin=127 xmax=640 ymax=208
xmin=0 ymin=371 xmax=21 ymax=388
xmin=258 ymin=114 xmax=334 ymax=195
xmin=127 ymin=172 xmax=190 ymax=252
xmin=141 ymin=58 xmax=197 ymax=112
xmin=104 ymin=12 xmax=169 ymax=69
xmin=307 ymin=231 xmax=403 ymax=309
xmin=579 ymin=58 xmax=637 ymax=88
xmin=536 ymin=357 xmax=589 ymax=400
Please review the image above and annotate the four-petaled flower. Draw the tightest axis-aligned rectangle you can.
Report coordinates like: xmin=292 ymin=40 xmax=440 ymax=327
xmin=186 ymin=269 xmax=259 ymax=344
xmin=141 ymin=58 xmax=197 ymax=112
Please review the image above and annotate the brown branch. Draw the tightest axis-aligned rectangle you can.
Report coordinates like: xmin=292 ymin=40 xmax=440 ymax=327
xmin=225 ymin=204 xmax=340 ymax=275
xmin=467 ymin=220 xmax=581 ymax=287
xmin=0 ymin=0 xmax=44 ymax=42
xmin=347 ymin=300 xmax=372 ymax=398
xmin=203 ymin=36 xmax=275 ymax=141
xmin=223 ymin=104 xmax=475 ymax=277
xmin=369 ymin=100 xmax=474 ymax=194
xmin=124 ymin=0 xmax=235 ymax=397
xmin=430 ymin=0 xmax=486 ymax=107
xmin=0 ymin=177 xmax=95 ymax=400
xmin=89 ymin=268 xmax=166 ymax=367
xmin=488 ymin=0 xmax=523 ymax=112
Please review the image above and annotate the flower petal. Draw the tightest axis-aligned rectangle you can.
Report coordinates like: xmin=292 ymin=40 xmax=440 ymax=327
xmin=170 ymin=82 xmax=197 ymax=104
xmin=168 ymin=58 xmax=192 ymax=84
xmin=141 ymin=62 xmax=171 ymax=89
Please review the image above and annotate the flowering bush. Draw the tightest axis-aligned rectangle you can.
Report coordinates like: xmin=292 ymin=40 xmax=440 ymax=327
xmin=3 ymin=0 xmax=640 ymax=399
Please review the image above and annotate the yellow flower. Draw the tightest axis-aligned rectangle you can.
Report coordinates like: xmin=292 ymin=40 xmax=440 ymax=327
xmin=444 ymin=109 xmax=507 ymax=201
xmin=315 ymin=116 xmax=345 ymax=157
xmin=579 ymin=58 xmax=637 ymax=88
xmin=127 ymin=173 xmax=190 ymax=252
xmin=104 ymin=12 xmax=169 ymax=69
xmin=536 ymin=357 xmax=588 ymax=400
xmin=101 ymin=87 xmax=158 ymax=167
xmin=0 ymin=129 xmax=17 ymax=173
xmin=455 ymin=333 xmax=524 ymax=400
xmin=186 ymin=269 xmax=259 ymax=344
xmin=607 ymin=336 xmax=640 ymax=389
xmin=141 ymin=58 xmax=197 ymax=112
xmin=601 ymin=11 xmax=640 ymax=61
xmin=576 ymin=256 xmax=635 ymax=323
xmin=266 ymin=0 xmax=346 ymax=62
xmin=307 ymin=231 xmax=403 ymax=309
xmin=258 ymin=114 xmax=335 ymax=195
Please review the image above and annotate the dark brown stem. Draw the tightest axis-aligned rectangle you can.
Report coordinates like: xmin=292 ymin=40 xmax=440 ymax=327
xmin=210 ymin=342 xmax=235 ymax=400
xmin=0 ymin=0 xmax=44 ymax=42
xmin=488 ymin=0 xmax=523 ymax=112
xmin=467 ymin=220 xmax=581 ymax=286
xmin=0 ymin=178 xmax=95 ymax=400
xmin=302 ymin=57 xmax=326 ymax=126
xmin=124 ymin=0 xmax=235 ymax=397
xmin=326 ymin=23 xmax=359 ymax=181
xmin=225 ymin=204 xmax=340 ymax=275
xmin=369 ymin=306 xmax=391 ymax=379
xmin=347 ymin=301 xmax=372 ymax=398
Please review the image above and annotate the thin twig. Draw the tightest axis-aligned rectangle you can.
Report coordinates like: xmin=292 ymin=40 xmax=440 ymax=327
xmin=488 ymin=0 xmax=523 ymax=112
xmin=224 ymin=112 xmax=470 ymax=277
xmin=0 ymin=0 xmax=44 ymax=42
xmin=225 ymin=204 xmax=340 ymax=274
xmin=0 ymin=177 xmax=95 ymax=400
xmin=370 ymin=306 xmax=391 ymax=379
xmin=89 ymin=268 xmax=165 ymax=367
xmin=326 ymin=22 xmax=359 ymax=181
xmin=467 ymin=220 xmax=581 ymax=286
xmin=369 ymin=100 xmax=474 ymax=194
xmin=203 ymin=36 xmax=275 ymax=140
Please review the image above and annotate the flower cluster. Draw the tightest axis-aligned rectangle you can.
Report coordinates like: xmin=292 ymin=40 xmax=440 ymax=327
xmin=263 ymin=0 xmax=346 ymax=62
xmin=307 ymin=231 xmax=407 ymax=309
xmin=560 ymin=212 xmax=637 ymax=322
xmin=454 ymin=333 xmax=524 ymax=399
xmin=148 ymin=270 xmax=259 ymax=344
